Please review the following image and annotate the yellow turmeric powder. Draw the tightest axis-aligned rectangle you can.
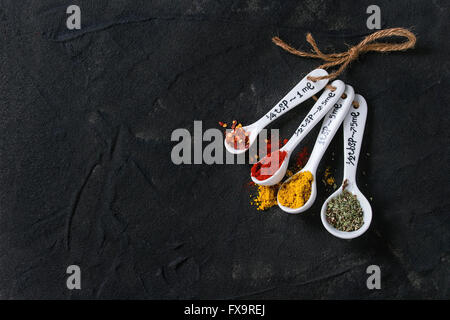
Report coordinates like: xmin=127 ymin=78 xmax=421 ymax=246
xmin=251 ymin=184 xmax=279 ymax=210
xmin=277 ymin=171 xmax=313 ymax=209
xmin=323 ymin=166 xmax=336 ymax=188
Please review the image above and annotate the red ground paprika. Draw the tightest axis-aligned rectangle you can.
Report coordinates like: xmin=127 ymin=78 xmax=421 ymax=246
xmin=251 ymin=150 xmax=288 ymax=180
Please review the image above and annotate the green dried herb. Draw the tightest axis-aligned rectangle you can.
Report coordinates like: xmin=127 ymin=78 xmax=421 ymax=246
xmin=326 ymin=190 xmax=364 ymax=232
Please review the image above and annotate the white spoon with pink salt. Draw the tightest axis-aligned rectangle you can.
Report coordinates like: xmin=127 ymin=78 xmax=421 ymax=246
xmin=224 ymin=69 xmax=329 ymax=155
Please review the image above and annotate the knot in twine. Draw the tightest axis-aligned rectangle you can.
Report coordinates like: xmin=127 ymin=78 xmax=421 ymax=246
xmin=272 ymin=27 xmax=416 ymax=82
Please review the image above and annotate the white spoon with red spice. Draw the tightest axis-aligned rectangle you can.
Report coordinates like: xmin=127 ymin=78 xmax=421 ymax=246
xmin=320 ymin=94 xmax=372 ymax=239
xmin=278 ymin=85 xmax=355 ymax=214
xmin=251 ymin=80 xmax=345 ymax=186
xmin=224 ymin=69 xmax=329 ymax=155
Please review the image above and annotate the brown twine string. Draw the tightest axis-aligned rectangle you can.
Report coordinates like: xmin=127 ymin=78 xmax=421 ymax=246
xmin=273 ymin=28 xmax=416 ymax=107
xmin=272 ymin=27 xmax=416 ymax=82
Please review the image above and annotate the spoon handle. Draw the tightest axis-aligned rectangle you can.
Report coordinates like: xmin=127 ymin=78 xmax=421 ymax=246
xmin=342 ymin=94 xmax=368 ymax=183
xmin=257 ymin=69 xmax=329 ymax=128
xmin=307 ymin=85 xmax=355 ymax=173
xmin=283 ymin=80 xmax=345 ymax=152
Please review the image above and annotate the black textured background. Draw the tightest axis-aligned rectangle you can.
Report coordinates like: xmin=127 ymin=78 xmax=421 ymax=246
xmin=0 ymin=0 xmax=449 ymax=299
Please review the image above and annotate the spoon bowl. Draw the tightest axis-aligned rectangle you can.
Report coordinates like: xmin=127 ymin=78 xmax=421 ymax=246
xmin=224 ymin=123 xmax=260 ymax=155
xmin=277 ymin=165 xmax=317 ymax=214
xmin=250 ymin=149 xmax=291 ymax=186
xmin=320 ymin=181 xmax=372 ymax=239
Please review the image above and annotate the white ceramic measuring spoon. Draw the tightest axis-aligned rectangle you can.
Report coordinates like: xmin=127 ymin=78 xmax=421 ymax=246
xmin=320 ymin=94 xmax=372 ymax=239
xmin=251 ymin=80 xmax=345 ymax=186
xmin=278 ymin=85 xmax=355 ymax=214
xmin=224 ymin=69 xmax=329 ymax=155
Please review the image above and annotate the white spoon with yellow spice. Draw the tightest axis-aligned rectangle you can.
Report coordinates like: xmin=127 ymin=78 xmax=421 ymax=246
xmin=277 ymin=85 xmax=355 ymax=214
xmin=224 ymin=69 xmax=329 ymax=155
xmin=320 ymin=94 xmax=372 ymax=239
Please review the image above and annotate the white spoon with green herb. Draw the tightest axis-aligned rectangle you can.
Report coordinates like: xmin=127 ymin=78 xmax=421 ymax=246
xmin=320 ymin=94 xmax=372 ymax=239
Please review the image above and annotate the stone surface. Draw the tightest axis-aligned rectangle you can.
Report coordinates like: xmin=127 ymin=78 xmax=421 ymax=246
xmin=0 ymin=0 xmax=448 ymax=299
